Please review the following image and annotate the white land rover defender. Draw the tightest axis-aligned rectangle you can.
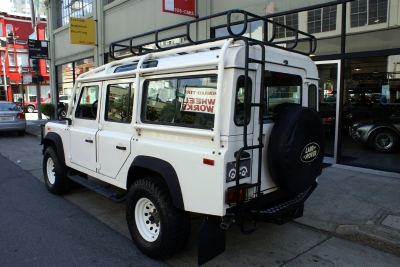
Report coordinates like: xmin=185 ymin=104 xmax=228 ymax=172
xmin=41 ymin=10 xmax=324 ymax=265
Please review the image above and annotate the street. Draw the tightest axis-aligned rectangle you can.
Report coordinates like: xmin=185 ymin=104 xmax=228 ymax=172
xmin=0 ymin=131 xmax=399 ymax=266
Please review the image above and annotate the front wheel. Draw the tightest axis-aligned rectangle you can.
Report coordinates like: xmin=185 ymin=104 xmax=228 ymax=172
xmin=368 ymin=128 xmax=398 ymax=153
xmin=27 ymin=105 xmax=35 ymax=113
xmin=43 ymin=146 xmax=69 ymax=194
xmin=126 ymin=177 xmax=190 ymax=260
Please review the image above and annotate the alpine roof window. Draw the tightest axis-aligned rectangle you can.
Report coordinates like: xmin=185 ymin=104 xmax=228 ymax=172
xmin=114 ymin=61 xmax=158 ymax=73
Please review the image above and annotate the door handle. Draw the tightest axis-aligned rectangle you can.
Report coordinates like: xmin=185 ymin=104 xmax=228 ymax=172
xmin=85 ymin=139 xmax=93 ymax=143
xmin=116 ymin=145 xmax=126 ymax=150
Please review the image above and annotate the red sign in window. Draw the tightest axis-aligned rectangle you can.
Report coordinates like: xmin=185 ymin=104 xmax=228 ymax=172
xmin=162 ymin=0 xmax=196 ymax=17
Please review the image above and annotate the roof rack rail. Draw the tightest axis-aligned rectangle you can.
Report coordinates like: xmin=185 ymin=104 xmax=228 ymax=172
xmin=109 ymin=9 xmax=316 ymax=60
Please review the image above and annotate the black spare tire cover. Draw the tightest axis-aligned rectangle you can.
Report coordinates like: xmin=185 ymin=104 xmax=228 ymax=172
xmin=267 ymin=106 xmax=325 ymax=194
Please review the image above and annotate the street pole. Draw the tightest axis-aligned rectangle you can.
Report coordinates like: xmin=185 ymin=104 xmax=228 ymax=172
xmin=18 ymin=65 xmax=24 ymax=112
xmin=36 ymin=69 xmax=41 ymax=120
xmin=1 ymin=52 xmax=8 ymax=101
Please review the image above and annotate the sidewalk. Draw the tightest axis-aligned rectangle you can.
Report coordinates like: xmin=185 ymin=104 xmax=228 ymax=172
xmin=24 ymin=119 xmax=400 ymax=257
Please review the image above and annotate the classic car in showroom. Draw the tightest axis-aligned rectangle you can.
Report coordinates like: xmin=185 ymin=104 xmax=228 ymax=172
xmin=349 ymin=114 xmax=400 ymax=153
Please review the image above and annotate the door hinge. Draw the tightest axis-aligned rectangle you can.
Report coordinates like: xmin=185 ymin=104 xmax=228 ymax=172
xmin=69 ymin=153 xmax=72 ymax=161
xmin=96 ymin=162 xmax=101 ymax=170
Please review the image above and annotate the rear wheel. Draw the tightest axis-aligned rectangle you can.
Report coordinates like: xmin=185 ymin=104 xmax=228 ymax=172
xmin=43 ymin=146 xmax=69 ymax=194
xmin=126 ymin=177 xmax=190 ymax=260
xmin=368 ymin=128 xmax=398 ymax=153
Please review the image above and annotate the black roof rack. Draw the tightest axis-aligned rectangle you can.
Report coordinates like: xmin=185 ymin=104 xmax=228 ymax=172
xmin=109 ymin=9 xmax=317 ymax=60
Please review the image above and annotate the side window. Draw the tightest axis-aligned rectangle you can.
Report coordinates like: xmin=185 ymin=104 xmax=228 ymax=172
xmin=235 ymin=75 xmax=252 ymax=126
xmin=264 ymin=71 xmax=302 ymax=121
xmin=75 ymin=85 xmax=99 ymax=120
xmin=308 ymin=84 xmax=317 ymax=110
xmin=142 ymin=76 xmax=217 ymax=129
xmin=105 ymin=83 xmax=134 ymax=123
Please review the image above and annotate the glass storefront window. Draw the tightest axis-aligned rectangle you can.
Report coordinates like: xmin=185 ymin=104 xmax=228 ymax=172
xmin=214 ymin=20 xmax=264 ymax=41
xmin=350 ymin=0 xmax=388 ymax=28
xmin=341 ymin=56 xmax=400 ymax=171
xmin=346 ymin=27 xmax=400 ymax=53
xmin=74 ymin=58 xmax=94 ymax=79
xmin=56 ymin=0 xmax=93 ymax=28
xmin=56 ymin=57 xmax=94 ymax=109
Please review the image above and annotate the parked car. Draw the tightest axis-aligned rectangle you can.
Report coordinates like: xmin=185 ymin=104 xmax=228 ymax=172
xmin=0 ymin=101 xmax=26 ymax=136
xmin=59 ymin=94 xmax=71 ymax=104
xmin=24 ymin=97 xmax=51 ymax=113
xmin=349 ymin=114 xmax=400 ymax=153
xmin=344 ymin=102 xmax=400 ymax=131
xmin=319 ymin=102 xmax=336 ymax=133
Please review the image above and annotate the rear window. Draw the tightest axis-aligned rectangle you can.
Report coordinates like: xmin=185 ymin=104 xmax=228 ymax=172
xmin=264 ymin=71 xmax=302 ymax=121
xmin=141 ymin=75 xmax=217 ymax=129
xmin=0 ymin=102 xmax=19 ymax=111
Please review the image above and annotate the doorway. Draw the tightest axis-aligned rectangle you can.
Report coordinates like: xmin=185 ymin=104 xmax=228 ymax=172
xmin=316 ymin=60 xmax=341 ymax=161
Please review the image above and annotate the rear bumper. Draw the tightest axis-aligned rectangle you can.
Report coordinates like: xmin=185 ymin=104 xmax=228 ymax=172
xmin=227 ymin=182 xmax=318 ymax=225
xmin=0 ymin=121 xmax=26 ymax=131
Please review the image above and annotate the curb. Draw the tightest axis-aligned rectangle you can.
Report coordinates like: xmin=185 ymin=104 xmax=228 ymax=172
xmin=335 ymin=225 xmax=400 ymax=257
xmin=25 ymin=131 xmax=41 ymax=139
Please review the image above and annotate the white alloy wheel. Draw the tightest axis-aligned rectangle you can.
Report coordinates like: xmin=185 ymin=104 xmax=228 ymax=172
xmin=135 ymin=197 xmax=160 ymax=242
xmin=46 ymin=157 xmax=56 ymax=184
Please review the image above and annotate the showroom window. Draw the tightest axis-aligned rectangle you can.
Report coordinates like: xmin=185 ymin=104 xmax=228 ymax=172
xmin=273 ymin=13 xmax=298 ymax=38
xmin=308 ymin=6 xmax=337 ymax=34
xmin=56 ymin=57 xmax=94 ymax=108
xmin=350 ymin=0 xmax=387 ymax=27
xmin=56 ymin=0 xmax=93 ymax=28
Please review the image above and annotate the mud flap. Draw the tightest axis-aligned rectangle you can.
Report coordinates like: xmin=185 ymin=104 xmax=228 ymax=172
xmin=198 ymin=215 xmax=226 ymax=266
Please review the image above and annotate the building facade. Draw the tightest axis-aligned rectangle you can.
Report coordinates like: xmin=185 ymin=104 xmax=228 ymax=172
xmin=0 ymin=11 xmax=49 ymax=105
xmin=44 ymin=0 xmax=400 ymax=172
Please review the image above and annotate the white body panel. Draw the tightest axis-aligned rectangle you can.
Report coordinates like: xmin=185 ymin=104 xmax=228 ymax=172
xmin=44 ymin=40 xmax=319 ymax=216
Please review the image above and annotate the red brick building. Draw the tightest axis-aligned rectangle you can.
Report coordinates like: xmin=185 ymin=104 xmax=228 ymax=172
xmin=0 ymin=12 xmax=48 ymax=103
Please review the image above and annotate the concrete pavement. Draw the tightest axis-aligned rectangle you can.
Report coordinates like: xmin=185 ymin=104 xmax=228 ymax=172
xmin=3 ymin=117 xmax=400 ymax=265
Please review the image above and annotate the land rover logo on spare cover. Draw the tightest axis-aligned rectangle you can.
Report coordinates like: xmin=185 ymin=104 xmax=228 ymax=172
xmin=301 ymin=142 xmax=320 ymax=163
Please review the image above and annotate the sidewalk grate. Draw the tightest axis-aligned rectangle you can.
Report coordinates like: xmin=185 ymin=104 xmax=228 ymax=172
xmin=381 ymin=215 xmax=400 ymax=230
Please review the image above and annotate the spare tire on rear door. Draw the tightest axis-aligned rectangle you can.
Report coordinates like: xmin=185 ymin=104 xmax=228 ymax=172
xmin=267 ymin=106 xmax=325 ymax=194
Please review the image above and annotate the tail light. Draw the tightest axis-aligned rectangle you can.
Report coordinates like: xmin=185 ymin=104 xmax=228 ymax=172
xmin=226 ymin=188 xmax=247 ymax=205
xmin=322 ymin=117 xmax=334 ymax=123
xmin=17 ymin=113 xmax=25 ymax=119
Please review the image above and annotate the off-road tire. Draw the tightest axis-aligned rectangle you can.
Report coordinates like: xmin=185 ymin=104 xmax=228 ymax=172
xmin=368 ymin=128 xmax=398 ymax=153
xmin=126 ymin=177 xmax=191 ymax=260
xmin=43 ymin=146 xmax=69 ymax=195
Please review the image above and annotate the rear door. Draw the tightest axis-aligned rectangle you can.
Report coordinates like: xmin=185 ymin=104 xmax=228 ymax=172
xmin=97 ymin=80 xmax=135 ymax=178
xmin=255 ymin=69 xmax=306 ymax=191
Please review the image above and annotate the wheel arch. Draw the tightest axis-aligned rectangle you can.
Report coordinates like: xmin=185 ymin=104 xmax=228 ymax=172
xmin=127 ymin=156 xmax=184 ymax=210
xmin=367 ymin=125 xmax=400 ymax=140
xmin=43 ymin=132 xmax=66 ymax=164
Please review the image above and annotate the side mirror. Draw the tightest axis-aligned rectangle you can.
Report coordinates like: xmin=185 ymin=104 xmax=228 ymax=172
xmin=60 ymin=117 xmax=72 ymax=125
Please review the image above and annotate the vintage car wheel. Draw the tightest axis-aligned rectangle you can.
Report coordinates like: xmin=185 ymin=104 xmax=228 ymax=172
xmin=368 ymin=128 xmax=398 ymax=153
xmin=126 ymin=177 xmax=191 ymax=260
